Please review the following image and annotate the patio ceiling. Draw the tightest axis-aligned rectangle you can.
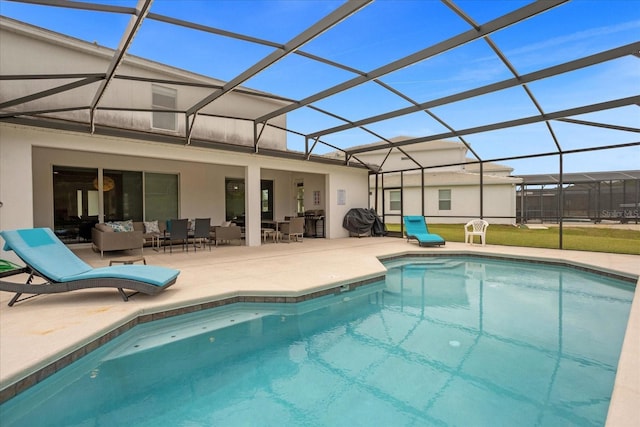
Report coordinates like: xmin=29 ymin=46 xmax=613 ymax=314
xmin=0 ymin=0 xmax=638 ymax=174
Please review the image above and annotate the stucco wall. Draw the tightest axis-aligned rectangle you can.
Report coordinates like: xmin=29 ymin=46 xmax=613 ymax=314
xmin=0 ymin=20 xmax=288 ymax=150
xmin=374 ymin=184 xmax=517 ymax=225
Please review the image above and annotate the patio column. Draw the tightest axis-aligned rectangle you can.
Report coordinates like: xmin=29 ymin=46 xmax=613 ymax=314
xmin=244 ymin=164 xmax=261 ymax=247
xmin=0 ymin=138 xmax=34 ymax=264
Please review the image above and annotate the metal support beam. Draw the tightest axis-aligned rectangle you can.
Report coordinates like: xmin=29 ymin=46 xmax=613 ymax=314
xmin=559 ymin=154 xmax=564 ymax=249
xmin=257 ymin=0 xmax=567 ymax=125
xmin=309 ymin=42 xmax=639 ymax=139
xmin=8 ymin=0 xmax=135 ymax=14
xmin=254 ymin=121 xmax=268 ymax=153
xmin=185 ymin=1 xmax=371 ymax=120
xmin=480 ymin=162 xmax=484 ymax=219
xmin=89 ymin=0 xmax=153 ymax=133
xmin=347 ymin=96 xmax=640 ymax=155
xmin=0 ymin=76 xmax=102 ymax=109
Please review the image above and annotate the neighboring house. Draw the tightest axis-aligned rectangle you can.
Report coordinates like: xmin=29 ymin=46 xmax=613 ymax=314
xmin=0 ymin=17 xmax=370 ymax=255
xmin=327 ymin=138 xmax=522 ymax=225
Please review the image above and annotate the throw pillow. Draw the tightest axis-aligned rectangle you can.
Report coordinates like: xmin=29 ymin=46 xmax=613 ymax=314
xmin=106 ymin=220 xmax=134 ymax=232
xmin=144 ymin=220 xmax=160 ymax=234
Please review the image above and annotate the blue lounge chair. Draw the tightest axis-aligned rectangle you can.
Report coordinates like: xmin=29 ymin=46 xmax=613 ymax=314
xmin=403 ymin=216 xmax=445 ymax=247
xmin=0 ymin=228 xmax=180 ymax=306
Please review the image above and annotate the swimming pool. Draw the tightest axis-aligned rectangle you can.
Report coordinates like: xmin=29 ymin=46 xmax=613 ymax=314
xmin=0 ymin=256 xmax=634 ymax=426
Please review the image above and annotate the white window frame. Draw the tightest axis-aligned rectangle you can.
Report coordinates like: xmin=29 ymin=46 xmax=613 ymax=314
xmin=389 ymin=190 xmax=401 ymax=211
xmin=439 ymin=189 xmax=451 ymax=211
xmin=151 ymin=84 xmax=177 ymax=131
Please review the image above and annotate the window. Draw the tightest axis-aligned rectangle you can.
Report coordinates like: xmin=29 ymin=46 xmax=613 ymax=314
xmin=439 ymin=189 xmax=451 ymax=210
xmin=52 ymin=166 xmax=98 ymax=242
xmin=225 ymin=178 xmax=245 ymax=225
xmin=103 ymin=170 xmax=143 ymax=221
xmin=389 ymin=190 xmax=401 ymax=211
xmin=261 ymin=180 xmax=274 ymax=221
xmin=152 ymin=85 xmax=177 ymax=131
xmin=145 ymin=172 xmax=178 ymax=224
xmin=296 ymin=181 xmax=304 ymax=214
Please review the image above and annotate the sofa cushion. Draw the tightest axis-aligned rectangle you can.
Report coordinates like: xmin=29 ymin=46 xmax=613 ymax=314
xmin=144 ymin=220 xmax=160 ymax=234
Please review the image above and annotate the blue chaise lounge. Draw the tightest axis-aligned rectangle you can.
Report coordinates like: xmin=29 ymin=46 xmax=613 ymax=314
xmin=403 ymin=216 xmax=446 ymax=247
xmin=0 ymin=228 xmax=180 ymax=306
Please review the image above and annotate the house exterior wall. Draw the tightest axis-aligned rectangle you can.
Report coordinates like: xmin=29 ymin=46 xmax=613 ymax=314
xmin=0 ymin=18 xmax=288 ymax=150
xmin=374 ymin=182 xmax=516 ymax=225
xmin=362 ymin=140 xmax=519 ymax=225
xmin=0 ymin=123 xmax=369 ymax=258
xmin=371 ymin=145 xmax=466 ymax=172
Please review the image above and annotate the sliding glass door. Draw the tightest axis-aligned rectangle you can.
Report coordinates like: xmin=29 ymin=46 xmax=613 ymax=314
xmin=103 ymin=169 xmax=143 ymax=222
xmin=52 ymin=166 xmax=178 ymax=243
xmin=145 ymin=173 xmax=178 ymax=224
xmin=52 ymin=166 xmax=98 ymax=242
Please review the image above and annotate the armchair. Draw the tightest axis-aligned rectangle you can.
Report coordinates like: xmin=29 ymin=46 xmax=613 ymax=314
xmin=279 ymin=217 xmax=305 ymax=242
xmin=211 ymin=223 xmax=242 ymax=246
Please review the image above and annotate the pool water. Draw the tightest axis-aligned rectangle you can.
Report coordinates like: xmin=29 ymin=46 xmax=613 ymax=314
xmin=0 ymin=257 xmax=635 ymax=426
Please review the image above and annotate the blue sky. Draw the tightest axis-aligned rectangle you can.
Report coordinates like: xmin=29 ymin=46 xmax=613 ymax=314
xmin=1 ymin=0 xmax=638 ymax=175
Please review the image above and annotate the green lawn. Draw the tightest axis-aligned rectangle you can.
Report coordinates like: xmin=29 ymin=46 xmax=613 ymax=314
xmin=385 ymin=223 xmax=640 ymax=255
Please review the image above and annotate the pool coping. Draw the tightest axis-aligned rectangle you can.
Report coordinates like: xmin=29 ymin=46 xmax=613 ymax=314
xmin=1 ymin=249 xmax=636 ymax=405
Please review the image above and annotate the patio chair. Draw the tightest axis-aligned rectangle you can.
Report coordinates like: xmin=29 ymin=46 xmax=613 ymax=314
xmin=402 ymin=216 xmax=445 ymax=247
xmin=279 ymin=217 xmax=305 ymax=242
xmin=192 ymin=218 xmax=211 ymax=251
xmin=211 ymin=223 xmax=242 ymax=246
xmin=166 ymin=219 xmax=189 ymax=253
xmin=0 ymin=228 xmax=180 ymax=306
xmin=465 ymin=219 xmax=489 ymax=246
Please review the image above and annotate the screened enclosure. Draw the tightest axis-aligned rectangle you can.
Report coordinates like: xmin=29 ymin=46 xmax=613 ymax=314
xmin=516 ymin=171 xmax=640 ymax=224
xmin=1 ymin=0 xmax=638 ymax=247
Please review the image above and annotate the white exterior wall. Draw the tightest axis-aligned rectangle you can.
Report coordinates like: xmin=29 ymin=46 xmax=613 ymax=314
xmin=366 ymin=141 xmax=519 ymax=225
xmin=376 ymin=146 xmax=466 ymax=172
xmin=0 ymin=20 xmax=287 ymax=149
xmin=0 ymin=123 xmax=369 ymax=258
xmin=375 ymin=183 xmax=517 ymax=226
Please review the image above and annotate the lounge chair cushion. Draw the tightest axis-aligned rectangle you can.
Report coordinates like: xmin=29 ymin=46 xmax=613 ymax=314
xmin=2 ymin=228 xmax=178 ymax=286
xmin=409 ymin=233 xmax=445 ymax=244
xmin=3 ymin=228 xmax=93 ymax=281
xmin=403 ymin=216 xmax=446 ymax=246
xmin=70 ymin=265 xmax=179 ymax=287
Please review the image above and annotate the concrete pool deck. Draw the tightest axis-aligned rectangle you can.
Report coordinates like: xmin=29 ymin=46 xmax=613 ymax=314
xmin=0 ymin=237 xmax=638 ymax=425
